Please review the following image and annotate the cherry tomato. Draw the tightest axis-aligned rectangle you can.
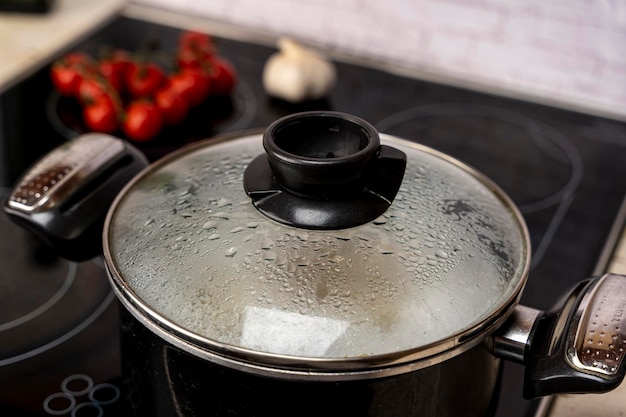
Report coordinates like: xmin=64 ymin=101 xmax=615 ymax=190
xmin=179 ymin=31 xmax=214 ymax=55
xmin=207 ymin=56 xmax=237 ymax=96
xmin=122 ymin=100 xmax=163 ymax=142
xmin=176 ymin=47 xmax=205 ymax=71
xmin=154 ymin=85 xmax=189 ymax=126
xmin=77 ymin=76 xmax=110 ymax=104
xmin=168 ymin=69 xmax=211 ymax=107
xmin=50 ymin=52 xmax=96 ymax=97
xmin=83 ymin=95 xmax=119 ymax=134
xmin=125 ymin=62 xmax=167 ymax=99
xmin=98 ymin=49 xmax=133 ymax=92
xmin=177 ymin=31 xmax=215 ymax=71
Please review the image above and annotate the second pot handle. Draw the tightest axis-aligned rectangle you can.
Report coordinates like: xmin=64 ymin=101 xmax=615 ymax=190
xmin=3 ymin=133 xmax=148 ymax=261
xmin=494 ymin=273 xmax=626 ymax=398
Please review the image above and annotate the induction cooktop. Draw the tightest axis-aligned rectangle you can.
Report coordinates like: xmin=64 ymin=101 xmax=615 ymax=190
xmin=0 ymin=16 xmax=625 ymax=417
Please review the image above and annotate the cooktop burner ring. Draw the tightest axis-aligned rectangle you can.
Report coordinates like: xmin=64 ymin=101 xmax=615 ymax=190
xmin=0 ymin=187 xmax=116 ymax=367
xmin=0 ymin=262 xmax=76 ymax=332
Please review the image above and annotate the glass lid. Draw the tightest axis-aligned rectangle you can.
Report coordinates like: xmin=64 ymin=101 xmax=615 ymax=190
xmin=104 ymin=113 xmax=529 ymax=366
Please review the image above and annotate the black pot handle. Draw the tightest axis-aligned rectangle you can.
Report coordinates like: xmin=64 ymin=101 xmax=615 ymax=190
xmin=493 ymin=273 xmax=626 ymax=398
xmin=3 ymin=133 xmax=148 ymax=261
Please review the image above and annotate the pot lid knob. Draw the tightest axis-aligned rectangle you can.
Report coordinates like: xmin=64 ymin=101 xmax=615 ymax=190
xmin=243 ymin=111 xmax=407 ymax=229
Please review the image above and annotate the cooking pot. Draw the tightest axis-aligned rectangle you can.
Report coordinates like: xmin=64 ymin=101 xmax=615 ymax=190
xmin=5 ymin=111 xmax=626 ymax=417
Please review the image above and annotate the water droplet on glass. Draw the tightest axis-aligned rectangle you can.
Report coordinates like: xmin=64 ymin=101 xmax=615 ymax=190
xmin=217 ymin=198 xmax=231 ymax=208
xmin=373 ymin=216 xmax=387 ymax=225
xmin=379 ymin=244 xmax=394 ymax=254
xmin=263 ymin=251 xmax=277 ymax=261
xmin=261 ymin=237 xmax=274 ymax=249
xmin=408 ymin=239 xmax=420 ymax=250
xmin=328 ymin=254 xmax=344 ymax=263
xmin=333 ymin=232 xmax=352 ymax=241
xmin=202 ymin=220 xmax=218 ymax=229
xmin=295 ymin=257 xmax=310 ymax=266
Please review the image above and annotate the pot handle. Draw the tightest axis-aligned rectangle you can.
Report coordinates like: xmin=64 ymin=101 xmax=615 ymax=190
xmin=493 ymin=273 xmax=626 ymax=399
xmin=3 ymin=133 xmax=148 ymax=261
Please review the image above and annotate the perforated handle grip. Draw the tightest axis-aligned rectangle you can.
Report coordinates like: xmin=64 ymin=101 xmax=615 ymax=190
xmin=569 ymin=274 xmax=626 ymax=377
xmin=4 ymin=133 xmax=148 ymax=261
xmin=523 ymin=273 xmax=626 ymax=398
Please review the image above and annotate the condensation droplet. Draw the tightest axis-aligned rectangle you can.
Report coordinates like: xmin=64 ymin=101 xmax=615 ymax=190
xmin=217 ymin=198 xmax=231 ymax=208
xmin=373 ymin=216 xmax=387 ymax=225
xmin=333 ymin=232 xmax=352 ymax=241
xmin=295 ymin=257 xmax=310 ymax=266
xmin=202 ymin=220 xmax=217 ymax=229
xmin=328 ymin=254 xmax=345 ymax=263
xmin=260 ymin=237 xmax=274 ymax=249
xmin=379 ymin=244 xmax=394 ymax=254
xmin=263 ymin=251 xmax=277 ymax=261
xmin=408 ymin=240 xmax=420 ymax=250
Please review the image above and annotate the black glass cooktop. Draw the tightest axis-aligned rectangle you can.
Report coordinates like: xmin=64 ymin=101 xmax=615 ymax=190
xmin=1 ymin=16 xmax=625 ymax=417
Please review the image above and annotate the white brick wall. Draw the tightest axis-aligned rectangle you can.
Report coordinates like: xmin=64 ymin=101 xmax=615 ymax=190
xmin=131 ymin=0 xmax=626 ymax=119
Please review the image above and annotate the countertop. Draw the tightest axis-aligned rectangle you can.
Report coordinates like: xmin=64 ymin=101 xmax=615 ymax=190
xmin=1 ymin=2 xmax=626 ymax=416
xmin=0 ymin=0 xmax=125 ymax=94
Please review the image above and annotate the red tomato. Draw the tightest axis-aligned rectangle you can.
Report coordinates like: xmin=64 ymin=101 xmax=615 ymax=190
xmin=207 ymin=57 xmax=237 ymax=96
xmin=154 ymin=85 xmax=188 ymax=126
xmin=169 ymin=69 xmax=211 ymax=107
xmin=51 ymin=64 xmax=83 ymax=97
xmin=83 ymin=95 xmax=119 ymax=133
xmin=122 ymin=100 xmax=163 ymax=142
xmin=50 ymin=52 xmax=96 ymax=97
xmin=176 ymin=47 xmax=205 ymax=71
xmin=178 ymin=31 xmax=214 ymax=55
xmin=177 ymin=31 xmax=215 ymax=71
xmin=125 ymin=63 xmax=167 ymax=98
xmin=98 ymin=49 xmax=133 ymax=92
xmin=77 ymin=76 xmax=110 ymax=104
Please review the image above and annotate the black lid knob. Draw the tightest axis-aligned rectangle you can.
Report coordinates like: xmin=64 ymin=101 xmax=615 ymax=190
xmin=244 ymin=112 xmax=407 ymax=230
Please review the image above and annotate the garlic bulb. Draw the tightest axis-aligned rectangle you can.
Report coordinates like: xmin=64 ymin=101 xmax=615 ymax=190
xmin=263 ymin=38 xmax=336 ymax=103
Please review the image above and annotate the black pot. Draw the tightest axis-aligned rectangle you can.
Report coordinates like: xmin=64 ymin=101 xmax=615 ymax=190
xmin=5 ymin=112 xmax=626 ymax=417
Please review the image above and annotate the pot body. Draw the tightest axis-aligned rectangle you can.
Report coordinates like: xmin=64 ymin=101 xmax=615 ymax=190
xmin=119 ymin=306 xmax=501 ymax=417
